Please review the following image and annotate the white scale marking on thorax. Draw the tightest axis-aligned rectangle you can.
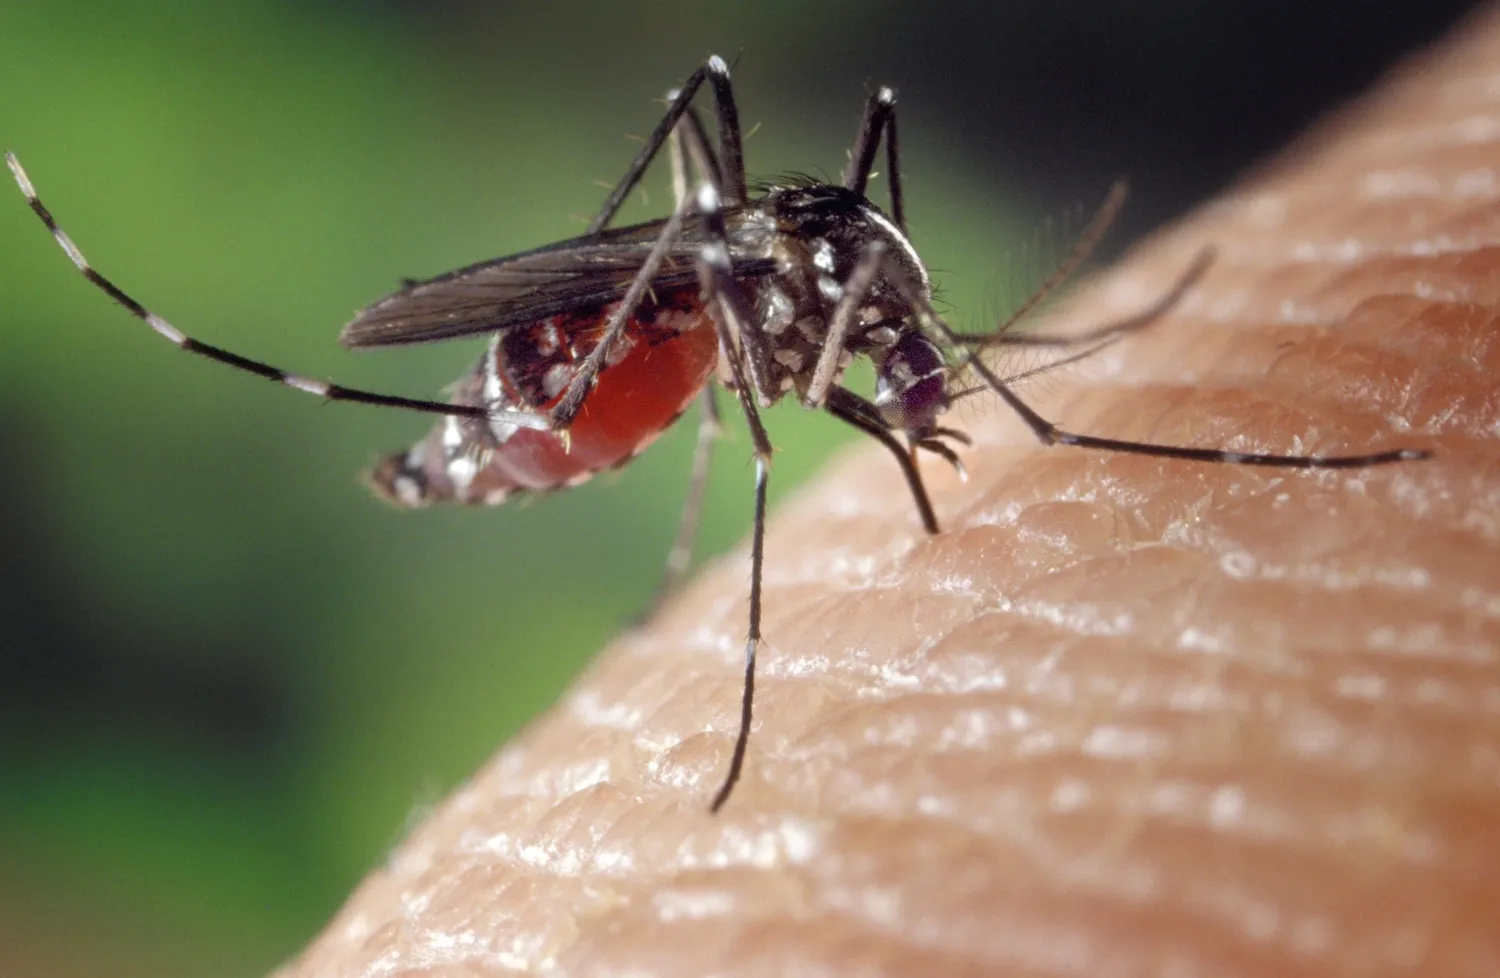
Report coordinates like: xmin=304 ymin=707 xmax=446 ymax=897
xmin=860 ymin=205 xmax=929 ymax=292
xmin=812 ymin=238 xmax=836 ymax=273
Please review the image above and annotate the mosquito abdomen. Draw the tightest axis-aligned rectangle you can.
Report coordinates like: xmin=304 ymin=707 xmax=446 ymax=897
xmin=369 ymin=300 xmax=719 ymax=508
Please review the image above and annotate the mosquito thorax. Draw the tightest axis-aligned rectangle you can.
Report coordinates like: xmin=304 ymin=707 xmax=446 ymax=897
xmin=743 ymin=183 xmax=932 ymax=397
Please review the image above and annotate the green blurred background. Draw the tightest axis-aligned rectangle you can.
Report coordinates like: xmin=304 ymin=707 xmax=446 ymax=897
xmin=0 ymin=1 xmax=1481 ymax=974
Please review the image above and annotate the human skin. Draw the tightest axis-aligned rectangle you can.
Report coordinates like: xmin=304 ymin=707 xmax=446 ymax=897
xmin=280 ymin=12 xmax=1500 ymax=978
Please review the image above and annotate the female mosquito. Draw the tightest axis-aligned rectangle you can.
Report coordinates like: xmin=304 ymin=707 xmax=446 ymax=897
xmin=7 ymin=56 xmax=1428 ymax=812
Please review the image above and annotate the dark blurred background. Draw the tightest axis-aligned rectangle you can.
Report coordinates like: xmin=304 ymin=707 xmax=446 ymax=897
xmin=0 ymin=1 xmax=1485 ymax=974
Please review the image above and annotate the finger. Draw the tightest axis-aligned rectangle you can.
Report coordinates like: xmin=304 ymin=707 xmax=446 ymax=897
xmin=281 ymin=12 xmax=1499 ymax=978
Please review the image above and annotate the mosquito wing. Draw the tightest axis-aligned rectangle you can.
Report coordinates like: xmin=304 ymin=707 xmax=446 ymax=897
xmin=339 ymin=213 xmax=777 ymax=348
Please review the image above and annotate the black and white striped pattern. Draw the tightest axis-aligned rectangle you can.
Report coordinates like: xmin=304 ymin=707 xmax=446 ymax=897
xmin=865 ymin=236 xmax=1434 ymax=470
xmin=6 ymin=151 xmax=486 ymax=422
xmin=7 ymin=52 xmax=1433 ymax=824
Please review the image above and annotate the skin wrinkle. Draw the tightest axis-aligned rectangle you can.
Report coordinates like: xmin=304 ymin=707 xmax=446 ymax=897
xmin=281 ymin=11 xmax=1500 ymax=978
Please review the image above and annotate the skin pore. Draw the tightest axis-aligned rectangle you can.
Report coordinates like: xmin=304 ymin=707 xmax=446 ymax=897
xmin=280 ymin=11 xmax=1499 ymax=977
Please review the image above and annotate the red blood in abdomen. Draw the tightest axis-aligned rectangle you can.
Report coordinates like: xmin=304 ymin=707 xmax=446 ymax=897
xmin=471 ymin=304 xmax=718 ymax=494
xmin=367 ymin=300 xmax=720 ymax=508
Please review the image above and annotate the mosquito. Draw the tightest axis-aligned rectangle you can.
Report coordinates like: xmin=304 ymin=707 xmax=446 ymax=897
xmin=7 ymin=55 xmax=1429 ymax=812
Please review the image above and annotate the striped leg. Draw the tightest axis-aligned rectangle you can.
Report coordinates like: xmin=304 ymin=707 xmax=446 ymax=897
xmin=587 ymin=54 xmax=745 ymax=235
xmin=647 ymin=101 xmax=726 ymax=611
xmin=844 ymin=85 xmax=907 ymax=234
xmin=6 ymin=152 xmax=486 ymax=422
xmin=871 ymin=241 xmax=1433 ymax=469
xmin=690 ymin=180 xmax=777 ymax=814
xmin=550 ymin=55 xmax=747 ymax=430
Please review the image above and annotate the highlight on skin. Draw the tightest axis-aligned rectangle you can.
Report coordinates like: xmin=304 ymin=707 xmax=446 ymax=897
xmin=281 ymin=11 xmax=1498 ymax=978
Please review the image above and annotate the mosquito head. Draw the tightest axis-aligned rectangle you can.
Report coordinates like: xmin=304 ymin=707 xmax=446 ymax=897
xmin=875 ymin=329 xmax=951 ymax=436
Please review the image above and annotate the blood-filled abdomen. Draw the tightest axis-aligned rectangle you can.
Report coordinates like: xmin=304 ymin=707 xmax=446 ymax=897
xmin=369 ymin=292 xmax=718 ymax=507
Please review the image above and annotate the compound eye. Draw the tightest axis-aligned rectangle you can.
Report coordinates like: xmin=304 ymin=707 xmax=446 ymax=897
xmin=875 ymin=331 xmax=950 ymax=432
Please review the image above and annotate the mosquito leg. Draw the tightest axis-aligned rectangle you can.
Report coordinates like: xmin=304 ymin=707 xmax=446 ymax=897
xmin=668 ymin=110 xmax=690 ymax=209
xmin=554 ymin=75 xmax=740 ymax=431
xmin=703 ymin=57 xmax=747 ymax=208
xmin=626 ymin=101 xmax=732 ymax=619
xmin=874 ymin=248 xmax=1432 ymax=469
xmin=948 ymin=246 xmax=1215 ymax=348
xmin=708 ymin=450 xmax=768 ymax=814
xmin=882 ymin=95 xmax=906 ymax=234
xmin=825 ymin=386 xmax=942 ymax=535
xmin=808 ymin=241 xmax=957 ymax=526
xmin=843 ymin=86 xmax=907 ymax=233
xmin=844 ymin=87 xmax=891 ymax=196
xmin=804 ymin=241 xmax=888 ymax=410
xmin=697 ymin=221 xmax=774 ymax=458
xmin=658 ymin=83 xmax=772 ymax=405
xmin=702 ymin=371 xmax=769 ymax=818
xmin=691 ymin=182 xmax=778 ymax=813
xmin=665 ymin=86 xmax=725 ymax=214
xmin=700 ymin=320 xmax=772 ymax=815
xmin=549 ymin=178 xmax=698 ymax=429
xmin=678 ymin=104 xmax=723 ymax=192
xmin=646 ymin=383 xmax=722 ymax=617
xmin=696 ymin=184 xmax=777 ymax=403
xmin=588 ymin=54 xmax=745 ymax=235
xmin=7 ymin=152 xmax=487 ymax=422
xmin=665 ymin=94 xmax=722 ymax=208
